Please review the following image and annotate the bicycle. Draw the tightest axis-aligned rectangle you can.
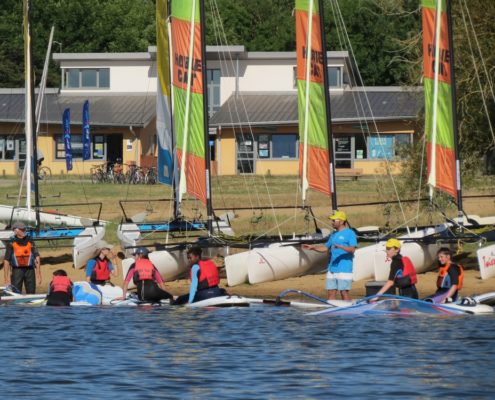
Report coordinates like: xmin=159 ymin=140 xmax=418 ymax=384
xmin=90 ymin=164 xmax=108 ymax=184
xmin=38 ymin=165 xmax=52 ymax=180
xmin=144 ymin=167 xmax=157 ymax=185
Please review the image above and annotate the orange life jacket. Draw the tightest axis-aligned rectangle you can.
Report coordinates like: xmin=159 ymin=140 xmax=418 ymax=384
xmin=92 ymin=258 xmax=110 ymax=281
xmin=133 ymin=258 xmax=156 ymax=282
xmin=50 ymin=276 xmax=72 ymax=294
xmin=437 ymin=262 xmax=464 ymax=290
xmin=11 ymin=240 xmax=35 ymax=267
xmin=191 ymin=259 xmax=220 ymax=290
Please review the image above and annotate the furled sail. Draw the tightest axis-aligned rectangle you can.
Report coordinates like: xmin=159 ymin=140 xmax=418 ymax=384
xmin=422 ymin=0 xmax=458 ymax=198
xmin=171 ymin=0 xmax=207 ymax=204
xmin=156 ymin=0 xmax=175 ymax=185
xmin=295 ymin=0 xmax=333 ymax=199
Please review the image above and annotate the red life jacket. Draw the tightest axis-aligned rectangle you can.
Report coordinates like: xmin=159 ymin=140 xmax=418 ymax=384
xmin=11 ymin=240 xmax=35 ymax=267
xmin=50 ymin=276 xmax=72 ymax=293
xmin=92 ymin=258 xmax=111 ymax=281
xmin=401 ymin=256 xmax=417 ymax=285
xmin=190 ymin=259 xmax=220 ymax=290
xmin=437 ymin=262 xmax=464 ymax=290
xmin=133 ymin=258 xmax=156 ymax=282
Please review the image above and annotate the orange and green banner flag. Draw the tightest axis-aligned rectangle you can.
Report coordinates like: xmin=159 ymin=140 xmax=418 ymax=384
xmin=422 ymin=0 xmax=457 ymax=198
xmin=171 ymin=0 xmax=206 ymax=204
xmin=295 ymin=0 xmax=332 ymax=198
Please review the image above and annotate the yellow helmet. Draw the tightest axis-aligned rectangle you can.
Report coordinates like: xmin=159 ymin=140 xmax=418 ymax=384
xmin=329 ymin=210 xmax=347 ymax=221
xmin=385 ymin=238 xmax=401 ymax=249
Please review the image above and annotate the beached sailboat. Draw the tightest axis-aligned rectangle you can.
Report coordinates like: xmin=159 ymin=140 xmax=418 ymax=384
xmin=225 ymin=0 xmax=452 ymax=286
xmin=119 ymin=0 xmax=234 ymax=286
xmin=0 ymin=1 xmax=106 ymax=269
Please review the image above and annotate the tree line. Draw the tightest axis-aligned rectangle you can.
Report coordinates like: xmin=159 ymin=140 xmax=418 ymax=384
xmin=0 ymin=0 xmax=493 ymax=174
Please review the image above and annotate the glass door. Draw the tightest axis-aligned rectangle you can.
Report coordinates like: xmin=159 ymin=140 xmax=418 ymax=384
xmin=236 ymin=134 xmax=255 ymax=174
xmin=333 ymin=136 xmax=354 ymax=168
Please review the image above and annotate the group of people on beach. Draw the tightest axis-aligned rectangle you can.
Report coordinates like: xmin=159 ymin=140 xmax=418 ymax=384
xmin=304 ymin=210 xmax=464 ymax=303
xmin=0 ymin=220 xmax=224 ymax=306
xmin=2 ymin=211 xmax=464 ymax=306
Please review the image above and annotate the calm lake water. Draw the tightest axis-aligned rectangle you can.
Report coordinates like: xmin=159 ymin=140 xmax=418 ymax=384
xmin=1 ymin=305 xmax=494 ymax=399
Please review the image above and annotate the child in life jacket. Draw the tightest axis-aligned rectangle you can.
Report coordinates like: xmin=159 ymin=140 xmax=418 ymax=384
xmin=373 ymin=238 xmax=418 ymax=300
xmin=429 ymin=247 xmax=464 ymax=303
xmin=172 ymin=246 xmax=227 ymax=305
xmin=85 ymin=240 xmax=118 ymax=285
xmin=120 ymin=247 xmax=173 ymax=303
xmin=46 ymin=269 xmax=73 ymax=306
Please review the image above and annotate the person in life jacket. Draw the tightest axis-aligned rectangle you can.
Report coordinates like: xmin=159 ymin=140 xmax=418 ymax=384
xmin=373 ymin=238 xmax=418 ymax=300
xmin=120 ymin=247 xmax=173 ymax=303
xmin=431 ymin=247 xmax=464 ymax=303
xmin=172 ymin=247 xmax=227 ymax=305
xmin=85 ymin=240 xmax=118 ymax=285
xmin=3 ymin=221 xmax=41 ymax=294
xmin=46 ymin=269 xmax=74 ymax=307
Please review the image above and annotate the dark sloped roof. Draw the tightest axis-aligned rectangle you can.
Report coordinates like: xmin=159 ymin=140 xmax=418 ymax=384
xmin=210 ymin=88 xmax=423 ymax=127
xmin=0 ymin=90 xmax=156 ymax=128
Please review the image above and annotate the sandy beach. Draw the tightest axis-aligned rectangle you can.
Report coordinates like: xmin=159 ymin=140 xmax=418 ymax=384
xmin=7 ymin=246 xmax=493 ymax=300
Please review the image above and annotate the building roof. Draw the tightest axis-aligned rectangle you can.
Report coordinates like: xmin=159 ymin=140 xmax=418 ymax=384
xmin=0 ymin=89 xmax=156 ymax=128
xmin=210 ymin=88 xmax=423 ymax=127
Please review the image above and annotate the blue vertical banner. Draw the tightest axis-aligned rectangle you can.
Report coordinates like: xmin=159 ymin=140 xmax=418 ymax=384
xmin=62 ymin=108 xmax=73 ymax=171
xmin=82 ymin=100 xmax=91 ymax=160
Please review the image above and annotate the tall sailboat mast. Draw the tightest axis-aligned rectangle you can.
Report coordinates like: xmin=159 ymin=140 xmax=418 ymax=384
xmin=23 ymin=0 xmax=40 ymax=230
xmin=199 ymin=0 xmax=214 ymax=235
xmin=445 ymin=0 xmax=463 ymax=224
xmin=318 ymin=0 xmax=338 ymax=211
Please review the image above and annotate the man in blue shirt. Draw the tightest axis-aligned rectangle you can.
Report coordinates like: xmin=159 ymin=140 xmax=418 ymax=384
xmin=304 ymin=210 xmax=357 ymax=300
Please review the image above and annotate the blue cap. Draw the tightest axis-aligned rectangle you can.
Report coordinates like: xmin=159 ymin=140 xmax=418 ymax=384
xmin=133 ymin=247 xmax=149 ymax=256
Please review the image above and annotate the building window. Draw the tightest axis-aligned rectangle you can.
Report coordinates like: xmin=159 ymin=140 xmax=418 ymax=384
xmin=55 ymin=134 xmax=106 ymax=160
xmin=257 ymin=134 xmax=298 ymax=159
xmin=63 ymin=68 xmax=110 ymax=89
xmin=0 ymin=136 xmax=24 ymax=160
xmin=368 ymin=135 xmax=394 ymax=159
xmin=394 ymin=134 xmax=412 ymax=156
xmin=327 ymin=66 xmax=342 ymax=88
xmin=293 ymin=66 xmax=343 ymax=88
xmin=207 ymin=69 xmax=221 ymax=117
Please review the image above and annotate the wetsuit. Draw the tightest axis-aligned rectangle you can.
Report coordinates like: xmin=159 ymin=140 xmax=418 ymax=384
xmin=124 ymin=259 xmax=173 ymax=303
xmin=5 ymin=235 xmax=39 ymax=294
xmin=46 ymin=276 xmax=73 ymax=306
xmin=434 ymin=262 xmax=463 ymax=302
xmin=174 ymin=260 xmax=225 ymax=305
xmin=388 ymin=254 xmax=418 ymax=299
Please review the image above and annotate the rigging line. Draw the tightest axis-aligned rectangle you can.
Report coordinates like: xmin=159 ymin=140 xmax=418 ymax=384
xmin=459 ymin=0 xmax=495 ymax=146
xmin=332 ymin=0 xmax=410 ymax=232
xmin=208 ymin=0 xmax=257 ymax=211
xmin=329 ymin=0 xmax=388 ymax=205
xmin=209 ymin=0 xmax=283 ymax=239
xmin=330 ymin=1 xmax=396 ymax=212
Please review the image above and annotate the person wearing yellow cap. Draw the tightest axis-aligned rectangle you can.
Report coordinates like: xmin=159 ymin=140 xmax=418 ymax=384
xmin=303 ymin=210 xmax=357 ymax=300
xmin=373 ymin=238 xmax=418 ymax=300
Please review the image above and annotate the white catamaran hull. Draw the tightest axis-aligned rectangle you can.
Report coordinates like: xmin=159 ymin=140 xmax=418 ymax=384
xmin=121 ymin=249 xmax=188 ymax=290
xmin=477 ymin=243 xmax=495 ymax=280
xmin=73 ymin=226 xmax=106 ymax=269
xmin=247 ymin=244 xmax=328 ymax=285
xmin=225 ymin=236 xmax=328 ymax=287
xmin=0 ymin=205 xmax=104 ymax=227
